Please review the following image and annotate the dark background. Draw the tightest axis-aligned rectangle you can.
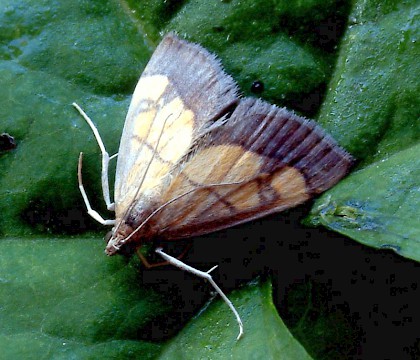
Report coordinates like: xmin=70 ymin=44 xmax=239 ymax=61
xmin=139 ymin=206 xmax=420 ymax=360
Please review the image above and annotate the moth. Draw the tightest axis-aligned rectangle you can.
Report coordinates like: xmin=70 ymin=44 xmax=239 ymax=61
xmin=74 ymin=33 xmax=354 ymax=339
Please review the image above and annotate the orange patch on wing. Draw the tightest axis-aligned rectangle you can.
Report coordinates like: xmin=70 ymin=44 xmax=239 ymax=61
xmin=270 ymin=166 xmax=309 ymax=204
xmin=226 ymin=181 xmax=261 ymax=210
xmin=183 ymin=145 xmax=262 ymax=184
xmin=158 ymin=151 xmax=311 ymax=233
xmin=160 ymin=146 xmax=265 ymax=223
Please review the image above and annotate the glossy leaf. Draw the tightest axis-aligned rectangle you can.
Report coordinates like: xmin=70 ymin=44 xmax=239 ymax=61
xmin=308 ymin=144 xmax=420 ymax=261
xmin=0 ymin=238 xmax=164 ymax=359
xmin=158 ymin=280 xmax=312 ymax=360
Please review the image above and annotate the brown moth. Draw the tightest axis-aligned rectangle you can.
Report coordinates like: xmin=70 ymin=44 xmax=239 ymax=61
xmin=74 ymin=33 xmax=354 ymax=339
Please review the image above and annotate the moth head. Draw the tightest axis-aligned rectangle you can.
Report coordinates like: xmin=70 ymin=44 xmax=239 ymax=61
xmin=105 ymin=222 xmax=133 ymax=256
xmin=104 ymin=220 xmax=148 ymax=256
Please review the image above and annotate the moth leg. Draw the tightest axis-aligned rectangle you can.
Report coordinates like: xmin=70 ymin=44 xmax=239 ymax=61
xmin=78 ymin=152 xmax=116 ymax=226
xmin=72 ymin=102 xmax=115 ymax=211
xmin=136 ymin=249 xmax=161 ymax=268
xmin=155 ymin=247 xmax=244 ymax=340
xmin=135 ymin=242 xmax=193 ymax=268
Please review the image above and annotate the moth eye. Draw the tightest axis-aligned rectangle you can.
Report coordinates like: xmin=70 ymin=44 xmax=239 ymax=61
xmin=251 ymin=80 xmax=264 ymax=94
xmin=104 ymin=231 xmax=113 ymax=244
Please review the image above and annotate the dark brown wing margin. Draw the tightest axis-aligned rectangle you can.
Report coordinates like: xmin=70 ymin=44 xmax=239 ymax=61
xmin=206 ymin=98 xmax=354 ymax=195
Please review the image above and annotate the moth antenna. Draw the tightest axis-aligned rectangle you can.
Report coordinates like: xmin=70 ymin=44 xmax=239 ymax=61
xmin=155 ymin=247 xmax=244 ymax=340
xmin=124 ymin=180 xmax=246 ymax=243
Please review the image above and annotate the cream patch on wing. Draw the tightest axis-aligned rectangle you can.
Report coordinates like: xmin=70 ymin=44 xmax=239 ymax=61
xmin=131 ymin=75 xmax=169 ymax=108
xmin=132 ymin=97 xmax=194 ymax=162
xmin=114 ymin=74 xmax=195 ymax=218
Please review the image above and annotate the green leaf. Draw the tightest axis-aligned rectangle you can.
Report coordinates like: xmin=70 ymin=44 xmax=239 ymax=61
xmin=158 ymin=280 xmax=312 ymax=360
xmin=0 ymin=0 xmax=151 ymax=236
xmin=307 ymin=144 xmax=420 ymax=262
xmin=309 ymin=1 xmax=420 ymax=260
xmin=317 ymin=1 xmax=419 ymax=161
xmin=0 ymin=238 xmax=164 ymax=359
xmin=165 ymin=0 xmax=345 ymax=114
